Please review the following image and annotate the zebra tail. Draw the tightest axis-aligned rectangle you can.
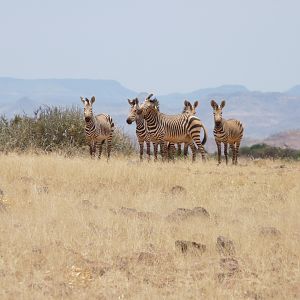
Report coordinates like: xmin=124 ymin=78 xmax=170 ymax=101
xmin=109 ymin=116 xmax=115 ymax=131
xmin=201 ymin=123 xmax=207 ymax=146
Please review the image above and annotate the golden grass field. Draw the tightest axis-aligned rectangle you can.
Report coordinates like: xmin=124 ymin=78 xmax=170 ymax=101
xmin=0 ymin=153 xmax=299 ymax=299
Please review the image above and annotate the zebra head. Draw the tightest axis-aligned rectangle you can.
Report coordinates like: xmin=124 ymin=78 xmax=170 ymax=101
xmin=126 ymin=98 xmax=141 ymax=124
xmin=183 ymin=100 xmax=199 ymax=115
xmin=211 ymin=99 xmax=226 ymax=125
xmin=140 ymin=94 xmax=159 ymax=116
xmin=81 ymin=96 xmax=95 ymax=122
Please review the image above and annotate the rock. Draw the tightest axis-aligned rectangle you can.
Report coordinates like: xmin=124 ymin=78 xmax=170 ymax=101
xmin=170 ymin=185 xmax=186 ymax=195
xmin=259 ymin=226 xmax=281 ymax=237
xmin=36 ymin=185 xmax=49 ymax=194
xmin=137 ymin=252 xmax=158 ymax=266
xmin=244 ymin=290 xmax=262 ymax=299
xmin=192 ymin=207 xmax=210 ymax=218
xmin=0 ymin=201 xmax=7 ymax=213
xmin=0 ymin=189 xmax=6 ymax=212
xmin=216 ymin=236 xmax=236 ymax=257
xmin=175 ymin=240 xmax=206 ymax=256
xmin=110 ymin=207 xmax=159 ymax=220
xmin=166 ymin=207 xmax=210 ymax=221
xmin=118 ymin=207 xmax=138 ymax=216
xmin=219 ymin=257 xmax=239 ymax=273
xmin=81 ymin=199 xmax=93 ymax=207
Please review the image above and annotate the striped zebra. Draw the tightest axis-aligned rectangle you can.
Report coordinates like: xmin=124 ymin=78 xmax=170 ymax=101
xmin=126 ymin=97 xmax=151 ymax=161
xmin=126 ymin=97 xmax=166 ymax=161
xmin=81 ymin=96 xmax=114 ymax=159
xmin=168 ymin=99 xmax=204 ymax=158
xmin=211 ymin=100 xmax=244 ymax=165
xmin=139 ymin=95 xmax=207 ymax=162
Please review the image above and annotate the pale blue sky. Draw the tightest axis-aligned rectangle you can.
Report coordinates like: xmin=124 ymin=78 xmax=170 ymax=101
xmin=0 ymin=0 xmax=299 ymax=93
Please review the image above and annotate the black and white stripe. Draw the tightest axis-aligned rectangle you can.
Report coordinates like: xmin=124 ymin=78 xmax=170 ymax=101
xmin=126 ymin=98 xmax=151 ymax=161
xmin=140 ymin=95 xmax=207 ymax=162
xmin=211 ymin=99 xmax=244 ymax=165
xmin=81 ymin=96 xmax=114 ymax=159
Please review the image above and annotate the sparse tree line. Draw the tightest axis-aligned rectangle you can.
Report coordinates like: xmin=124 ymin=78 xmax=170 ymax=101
xmin=0 ymin=97 xmax=299 ymax=160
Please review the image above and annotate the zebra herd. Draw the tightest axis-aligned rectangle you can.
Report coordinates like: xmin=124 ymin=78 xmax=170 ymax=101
xmin=81 ymin=94 xmax=244 ymax=164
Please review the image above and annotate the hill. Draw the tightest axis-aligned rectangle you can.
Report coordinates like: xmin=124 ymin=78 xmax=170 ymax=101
xmin=0 ymin=78 xmax=300 ymax=140
xmin=263 ymin=130 xmax=300 ymax=150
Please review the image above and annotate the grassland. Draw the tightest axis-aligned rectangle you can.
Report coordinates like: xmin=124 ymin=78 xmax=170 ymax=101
xmin=0 ymin=153 xmax=299 ymax=299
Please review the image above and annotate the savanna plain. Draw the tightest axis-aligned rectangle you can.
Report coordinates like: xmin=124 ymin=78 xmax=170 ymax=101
xmin=0 ymin=153 xmax=299 ymax=299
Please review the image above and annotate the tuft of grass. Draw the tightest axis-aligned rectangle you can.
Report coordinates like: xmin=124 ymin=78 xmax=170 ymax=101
xmin=0 ymin=153 xmax=299 ymax=299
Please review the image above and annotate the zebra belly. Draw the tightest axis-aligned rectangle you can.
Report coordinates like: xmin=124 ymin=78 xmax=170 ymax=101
xmin=164 ymin=134 xmax=191 ymax=143
xmin=227 ymin=136 xmax=240 ymax=144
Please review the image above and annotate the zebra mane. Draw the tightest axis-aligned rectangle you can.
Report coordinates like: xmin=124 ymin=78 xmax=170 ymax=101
xmin=152 ymin=98 xmax=160 ymax=111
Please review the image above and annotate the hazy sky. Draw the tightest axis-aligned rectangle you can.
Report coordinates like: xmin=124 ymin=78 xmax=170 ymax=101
xmin=0 ymin=0 xmax=299 ymax=94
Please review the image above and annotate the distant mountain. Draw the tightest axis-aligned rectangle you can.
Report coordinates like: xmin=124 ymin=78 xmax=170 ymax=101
xmin=158 ymin=86 xmax=300 ymax=139
xmin=286 ymin=85 xmax=300 ymax=96
xmin=262 ymin=130 xmax=300 ymax=150
xmin=0 ymin=78 xmax=299 ymax=141
xmin=0 ymin=77 xmax=136 ymax=117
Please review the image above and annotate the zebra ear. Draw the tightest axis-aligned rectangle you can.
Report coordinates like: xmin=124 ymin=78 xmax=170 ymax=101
xmin=184 ymin=100 xmax=189 ymax=107
xmin=220 ymin=100 xmax=226 ymax=109
xmin=128 ymin=99 xmax=134 ymax=106
xmin=194 ymin=101 xmax=199 ymax=108
xmin=91 ymin=96 xmax=96 ymax=104
xmin=210 ymin=100 xmax=218 ymax=109
xmin=80 ymin=97 xmax=85 ymax=104
xmin=135 ymin=98 xmax=139 ymax=105
xmin=146 ymin=93 xmax=154 ymax=100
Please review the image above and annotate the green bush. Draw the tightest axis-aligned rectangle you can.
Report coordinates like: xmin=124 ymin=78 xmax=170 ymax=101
xmin=240 ymin=143 xmax=300 ymax=160
xmin=0 ymin=106 xmax=134 ymax=156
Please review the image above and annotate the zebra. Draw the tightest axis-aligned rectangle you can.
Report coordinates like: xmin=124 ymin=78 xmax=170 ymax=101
xmin=126 ymin=97 xmax=167 ymax=161
xmin=81 ymin=96 xmax=114 ymax=159
xmin=168 ymin=99 xmax=204 ymax=159
xmin=126 ymin=97 xmax=151 ymax=161
xmin=210 ymin=99 xmax=244 ymax=165
xmin=139 ymin=94 xmax=207 ymax=162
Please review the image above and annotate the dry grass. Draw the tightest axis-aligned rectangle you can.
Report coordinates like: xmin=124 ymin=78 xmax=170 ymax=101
xmin=0 ymin=153 xmax=299 ymax=299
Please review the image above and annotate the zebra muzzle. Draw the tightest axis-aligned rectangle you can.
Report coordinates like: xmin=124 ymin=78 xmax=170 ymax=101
xmin=126 ymin=118 xmax=133 ymax=124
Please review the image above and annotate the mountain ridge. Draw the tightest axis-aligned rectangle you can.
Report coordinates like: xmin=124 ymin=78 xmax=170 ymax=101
xmin=0 ymin=78 xmax=299 ymax=140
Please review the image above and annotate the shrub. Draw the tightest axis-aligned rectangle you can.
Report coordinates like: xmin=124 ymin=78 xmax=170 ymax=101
xmin=0 ymin=106 xmax=135 ymax=156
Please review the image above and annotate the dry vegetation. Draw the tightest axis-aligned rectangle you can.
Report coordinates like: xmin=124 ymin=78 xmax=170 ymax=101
xmin=0 ymin=153 xmax=299 ymax=299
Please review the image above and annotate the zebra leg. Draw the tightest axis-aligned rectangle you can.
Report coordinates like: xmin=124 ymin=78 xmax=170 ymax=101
xmin=224 ymin=143 xmax=228 ymax=165
xmin=230 ymin=144 xmax=235 ymax=164
xmin=168 ymin=143 xmax=175 ymax=161
xmin=139 ymin=142 xmax=144 ymax=161
xmin=183 ymin=143 xmax=189 ymax=159
xmin=189 ymin=142 xmax=197 ymax=162
xmin=235 ymin=141 xmax=241 ymax=165
xmin=89 ymin=143 xmax=94 ymax=158
xmin=146 ymin=142 xmax=151 ymax=161
xmin=107 ymin=134 xmax=113 ymax=160
xmin=216 ymin=141 xmax=222 ymax=164
xmin=198 ymin=142 xmax=206 ymax=162
xmin=166 ymin=143 xmax=171 ymax=160
xmin=153 ymin=143 xmax=158 ymax=161
xmin=162 ymin=142 xmax=168 ymax=161
xmin=159 ymin=143 xmax=164 ymax=158
xmin=177 ymin=143 xmax=182 ymax=157
xmin=98 ymin=140 xmax=105 ymax=159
